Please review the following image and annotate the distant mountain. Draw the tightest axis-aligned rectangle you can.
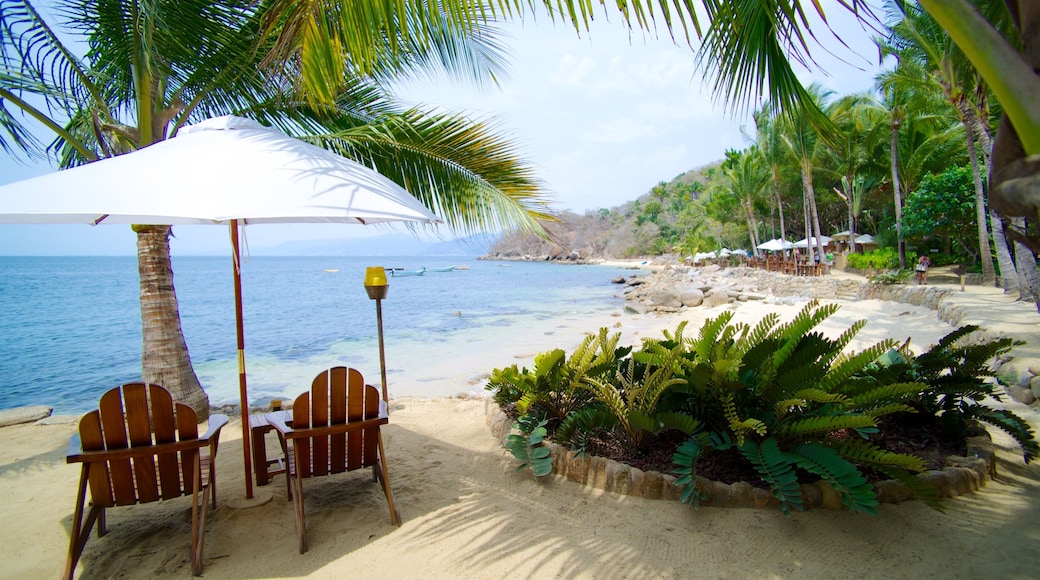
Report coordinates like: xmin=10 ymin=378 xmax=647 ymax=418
xmin=256 ymin=233 xmax=496 ymax=256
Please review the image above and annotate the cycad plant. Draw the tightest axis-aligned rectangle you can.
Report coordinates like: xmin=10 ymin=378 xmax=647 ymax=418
xmin=486 ymin=328 xmax=628 ymax=433
xmin=672 ymin=301 xmax=930 ymax=515
xmin=855 ymin=325 xmax=1038 ymax=463
xmin=560 ymin=327 xmax=701 ymax=453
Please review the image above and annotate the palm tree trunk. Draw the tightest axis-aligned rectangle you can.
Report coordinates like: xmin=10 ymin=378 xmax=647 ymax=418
xmin=136 ymin=226 xmax=210 ymax=419
xmin=891 ymin=121 xmax=906 ymax=269
xmin=965 ymin=126 xmax=997 ymax=284
xmin=990 ymin=210 xmax=1019 ymax=291
xmin=963 ymin=98 xmax=1018 ymax=290
xmin=1012 ymin=217 xmax=1040 ymax=310
xmin=773 ymin=168 xmax=787 ymax=243
xmin=802 ymin=164 xmax=825 ymax=262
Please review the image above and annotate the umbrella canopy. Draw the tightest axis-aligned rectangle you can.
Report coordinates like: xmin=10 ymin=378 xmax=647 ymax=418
xmin=854 ymin=233 xmax=877 ymax=245
xmin=0 ymin=116 xmax=440 ymax=226
xmin=756 ymin=238 xmax=795 ymax=252
xmin=793 ymin=236 xmax=833 ymax=248
xmin=0 ymin=115 xmax=442 ymax=500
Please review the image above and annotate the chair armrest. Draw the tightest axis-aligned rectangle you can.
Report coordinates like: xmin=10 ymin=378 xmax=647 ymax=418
xmin=67 ymin=433 xmax=83 ymax=458
xmin=266 ymin=410 xmax=294 ymax=436
xmin=201 ymin=414 xmax=229 ymax=441
xmin=67 ymin=437 xmax=210 ymax=464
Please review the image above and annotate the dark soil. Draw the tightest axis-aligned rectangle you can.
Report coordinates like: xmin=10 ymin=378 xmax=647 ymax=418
xmin=580 ymin=414 xmax=969 ymax=489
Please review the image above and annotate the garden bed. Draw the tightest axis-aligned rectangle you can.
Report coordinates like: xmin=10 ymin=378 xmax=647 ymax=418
xmin=485 ymin=399 xmax=997 ymax=510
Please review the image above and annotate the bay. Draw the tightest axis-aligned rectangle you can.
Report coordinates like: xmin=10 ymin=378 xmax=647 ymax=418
xmin=0 ymin=256 xmax=643 ymax=415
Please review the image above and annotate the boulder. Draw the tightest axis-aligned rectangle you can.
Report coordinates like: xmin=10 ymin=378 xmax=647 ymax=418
xmin=0 ymin=405 xmax=53 ymax=428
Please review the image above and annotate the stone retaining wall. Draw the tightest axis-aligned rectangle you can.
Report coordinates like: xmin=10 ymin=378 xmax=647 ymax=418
xmin=485 ymin=399 xmax=996 ymax=510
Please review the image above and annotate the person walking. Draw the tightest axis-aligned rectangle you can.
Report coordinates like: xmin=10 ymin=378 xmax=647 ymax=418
xmin=915 ymin=254 xmax=931 ymax=285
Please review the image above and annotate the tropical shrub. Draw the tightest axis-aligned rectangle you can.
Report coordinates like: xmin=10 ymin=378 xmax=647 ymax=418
xmin=855 ymin=326 xmax=1038 ymax=463
xmin=505 ymin=414 xmax=553 ymax=476
xmin=557 ymin=324 xmax=700 ymax=454
xmin=485 ymin=328 xmax=628 ymax=432
xmin=847 ymin=247 xmax=901 ymax=271
xmin=670 ymin=301 xmax=929 ymax=515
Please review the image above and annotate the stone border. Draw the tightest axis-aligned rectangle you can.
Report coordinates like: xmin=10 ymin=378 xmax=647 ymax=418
xmin=485 ymin=399 xmax=996 ymax=510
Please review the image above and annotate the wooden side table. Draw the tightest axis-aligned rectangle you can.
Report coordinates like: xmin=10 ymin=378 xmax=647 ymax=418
xmin=249 ymin=410 xmax=291 ymax=486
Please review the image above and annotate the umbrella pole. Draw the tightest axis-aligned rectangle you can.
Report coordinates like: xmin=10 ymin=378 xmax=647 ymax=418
xmin=375 ymin=297 xmax=389 ymax=404
xmin=231 ymin=220 xmax=255 ymax=499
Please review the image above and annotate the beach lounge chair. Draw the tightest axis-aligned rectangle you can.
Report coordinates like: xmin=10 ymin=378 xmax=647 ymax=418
xmin=64 ymin=383 xmax=228 ymax=578
xmin=269 ymin=366 xmax=400 ymax=554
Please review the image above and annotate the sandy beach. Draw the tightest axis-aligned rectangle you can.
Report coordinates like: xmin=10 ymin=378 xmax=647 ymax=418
xmin=4 ymin=268 xmax=1040 ymax=579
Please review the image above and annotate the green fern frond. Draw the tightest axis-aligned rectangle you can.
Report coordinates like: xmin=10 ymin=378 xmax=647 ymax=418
xmin=516 ymin=393 xmax=537 ymax=415
xmin=740 ymin=439 xmax=803 ymax=515
xmin=739 ymin=312 xmax=781 ymax=357
xmin=780 ymin=415 xmax=876 ymax=438
xmin=657 ymin=412 xmax=702 ymax=435
xmin=696 ymin=311 xmax=735 ymax=359
xmin=975 ymin=409 xmax=1040 ymax=463
xmin=787 ymin=443 xmax=878 ymax=515
xmin=829 ymin=319 xmax=868 ymax=357
xmin=672 ymin=438 xmax=708 ymax=507
xmin=770 ymin=301 xmax=839 ymax=368
xmin=827 ymin=439 xmax=926 ymax=472
xmin=555 ymin=406 xmax=616 ymax=450
xmin=861 ymin=403 xmax=917 ymax=418
xmin=791 ymin=388 xmax=849 ymax=405
xmin=846 ymin=381 xmax=925 ymax=410
xmin=818 ymin=340 xmax=898 ymax=393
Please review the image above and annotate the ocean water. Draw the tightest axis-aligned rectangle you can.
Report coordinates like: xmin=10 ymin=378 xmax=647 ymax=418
xmin=0 ymin=256 xmax=644 ymax=415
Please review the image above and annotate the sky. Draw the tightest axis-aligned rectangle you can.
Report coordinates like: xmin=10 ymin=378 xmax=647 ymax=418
xmin=0 ymin=4 xmax=885 ymax=256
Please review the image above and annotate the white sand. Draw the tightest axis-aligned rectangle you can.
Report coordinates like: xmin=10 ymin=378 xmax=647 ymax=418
xmin=4 ymin=294 xmax=1040 ymax=578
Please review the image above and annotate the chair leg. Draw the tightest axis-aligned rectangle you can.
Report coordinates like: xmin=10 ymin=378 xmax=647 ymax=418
xmin=190 ymin=453 xmax=207 ymax=577
xmin=64 ymin=464 xmax=102 ymax=580
xmin=292 ymin=470 xmax=308 ymax=554
xmin=208 ymin=454 xmax=218 ymax=510
xmin=375 ymin=432 xmax=401 ymax=526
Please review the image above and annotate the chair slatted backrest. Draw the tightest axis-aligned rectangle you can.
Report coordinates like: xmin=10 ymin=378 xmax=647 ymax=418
xmin=291 ymin=367 xmax=383 ymax=478
xmin=78 ymin=383 xmax=200 ymax=508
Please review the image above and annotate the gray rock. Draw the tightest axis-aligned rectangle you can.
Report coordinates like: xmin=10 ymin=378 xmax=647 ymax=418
xmin=1031 ymin=374 xmax=1040 ymax=399
xmin=649 ymin=288 xmax=683 ymax=309
xmin=0 ymin=405 xmax=53 ymax=428
xmin=1010 ymin=385 xmax=1036 ymax=405
xmin=679 ymin=287 xmax=704 ymax=307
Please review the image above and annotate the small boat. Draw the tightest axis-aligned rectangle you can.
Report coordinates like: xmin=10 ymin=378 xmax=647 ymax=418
xmin=322 ymin=269 xmax=339 ymax=273
xmin=427 ymin=266 xmax=455 ymax=273
xmin=389 ymin=267 xmax=425 ymax=277
xmin=454 ymin=265 xmax=470 ymax=270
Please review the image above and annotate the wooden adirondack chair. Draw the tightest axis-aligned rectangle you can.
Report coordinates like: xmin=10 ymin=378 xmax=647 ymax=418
xmin=269 ymin=367 xmax=400 ymax=554
xmin=64 ymin=383 xmax=228 ymax=578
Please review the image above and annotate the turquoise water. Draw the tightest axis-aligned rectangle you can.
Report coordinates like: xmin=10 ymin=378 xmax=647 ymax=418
xmin=0 ymin=256 xmax=642 ymax=414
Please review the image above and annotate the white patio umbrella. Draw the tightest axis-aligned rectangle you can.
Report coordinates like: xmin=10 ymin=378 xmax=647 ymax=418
xmin=793 ymin=236 xmax=834 ymax=248
xmin=0 ymin=115 xmax=442 ymax=499
xmin=756 ymin=238 xmax=795 ymax=252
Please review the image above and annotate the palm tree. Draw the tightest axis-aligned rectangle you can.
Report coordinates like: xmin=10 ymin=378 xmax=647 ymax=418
xmin=824 ymin=93 xmax=888 ymax=255
xmin=722 ymin=148 xmax=770 ymax=255
xmin=750 ymin=104 xmax=790 ymax=249
xmin=1 ymin=1 xmax=552 ymax=417
xmin=779 ymin=84 xmax=833 ymax=263
xmin=883 ymin=1 xmax=1001 ymax=285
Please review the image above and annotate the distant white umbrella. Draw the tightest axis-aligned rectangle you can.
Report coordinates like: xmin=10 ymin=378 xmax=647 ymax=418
xmin=793 ymin=236 xmax=833 ymax=248
xmin=0 ymin=115 xmax=442 ymax=499
xmin=756 ymin=238 xmax=795 ymax=252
